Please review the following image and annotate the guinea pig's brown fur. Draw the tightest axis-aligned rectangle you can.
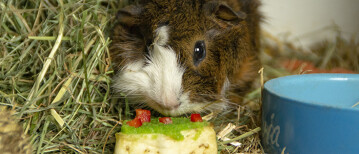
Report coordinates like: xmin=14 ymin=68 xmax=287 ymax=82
xmin=110 ymin=0 xmax=261 ymax=116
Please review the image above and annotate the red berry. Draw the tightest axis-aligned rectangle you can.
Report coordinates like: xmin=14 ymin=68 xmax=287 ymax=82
xmin=190 ymin=114 xmax=203 ymax=122
xmin=126 ymin=117 xmax=142 ymax=128
xmin=159 ymin=117 xmax=173 ymax=124
xmin=135 ymin=109 xmax=151 ymax=123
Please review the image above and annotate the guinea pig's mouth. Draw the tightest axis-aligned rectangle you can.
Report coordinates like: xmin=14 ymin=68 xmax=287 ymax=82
xmin=148 ymin=101 xmax=205 ymax=116
xmin=144 ymin=94 xmax=228 ymax=116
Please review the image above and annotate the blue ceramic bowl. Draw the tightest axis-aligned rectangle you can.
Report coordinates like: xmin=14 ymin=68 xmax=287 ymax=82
xmin=262 ymin=73 xmax=359 ymax=154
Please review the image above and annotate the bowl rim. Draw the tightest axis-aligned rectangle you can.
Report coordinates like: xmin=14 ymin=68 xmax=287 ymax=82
xmin=263 ymin=73 xmax=359 ymax=112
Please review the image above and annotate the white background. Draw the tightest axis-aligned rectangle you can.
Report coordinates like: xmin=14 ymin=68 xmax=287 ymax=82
xmin=260 ymin=0 xmax=359 ymax=48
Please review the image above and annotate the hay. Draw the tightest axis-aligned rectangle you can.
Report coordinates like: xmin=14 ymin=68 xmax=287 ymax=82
xmin=1 ymin=0 xmax=119 ymax=153
xmin=1 ymin=0 xmax=358 ymax=153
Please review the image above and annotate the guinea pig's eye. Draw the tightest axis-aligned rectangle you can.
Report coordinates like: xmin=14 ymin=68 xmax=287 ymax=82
xmin=193 ymin=41 xmax=206 ymax=66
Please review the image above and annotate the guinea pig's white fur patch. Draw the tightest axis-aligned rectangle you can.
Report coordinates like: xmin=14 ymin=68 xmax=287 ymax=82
xmin=113 ymin=26 xmax=228 ymax=116
xmin=154 ymin=26 xmax=169 ymax=46
xmin=113 ymin=43 xmax=184 ymax=108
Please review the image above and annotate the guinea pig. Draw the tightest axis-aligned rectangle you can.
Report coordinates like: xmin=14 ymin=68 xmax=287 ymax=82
xmin=110 ymin=0 xmax=261 ymax=116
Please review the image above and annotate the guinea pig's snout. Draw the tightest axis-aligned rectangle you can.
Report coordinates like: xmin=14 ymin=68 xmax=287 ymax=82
xmin=161 ymin=95 xmax=181 ymax=110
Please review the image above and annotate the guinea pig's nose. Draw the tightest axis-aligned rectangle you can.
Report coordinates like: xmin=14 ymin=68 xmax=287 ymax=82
xmin=162 ymin=99 xmax=181 ymax=110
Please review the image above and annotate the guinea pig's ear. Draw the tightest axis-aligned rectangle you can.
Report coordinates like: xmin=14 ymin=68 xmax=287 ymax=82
xmin=204 ymin=2 xmax=246 ymax=25
xmin=116 ymin=5 xmax=143 ymax=26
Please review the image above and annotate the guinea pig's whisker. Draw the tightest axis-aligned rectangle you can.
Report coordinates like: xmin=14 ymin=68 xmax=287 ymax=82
xmin=135 ymin=104 xmax=147 ymax=109
xmin=108 ymin=95 xmax=125 ymax=99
